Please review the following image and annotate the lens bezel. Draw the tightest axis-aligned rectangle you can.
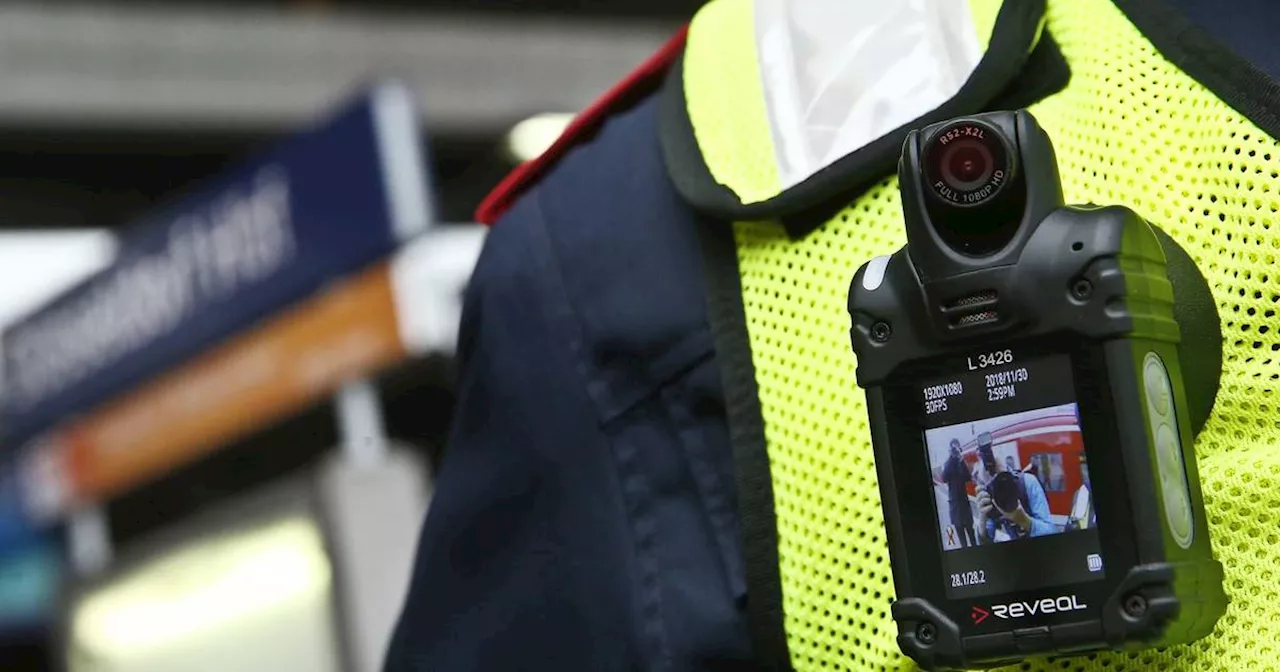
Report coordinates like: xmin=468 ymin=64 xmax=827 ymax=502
xmin=922 ymin=120 xmax=1014 ymax=208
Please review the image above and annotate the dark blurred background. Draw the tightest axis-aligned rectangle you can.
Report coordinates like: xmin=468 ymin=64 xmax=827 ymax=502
xmin=0 ymin=0 xmax=693 ymax=229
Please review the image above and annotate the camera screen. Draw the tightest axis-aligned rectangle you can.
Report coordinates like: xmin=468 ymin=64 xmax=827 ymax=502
xmin=918 ymin=352 xmax=1106 ymax=599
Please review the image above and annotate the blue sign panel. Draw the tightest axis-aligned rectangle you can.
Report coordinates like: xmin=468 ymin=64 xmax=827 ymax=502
xmin=1 ymin=80 xmax=432 ymax=447
xmin=0 ymin=537 xmax=59 ymax=632
xmin=0 ymin=467 xmax=36 ymax=555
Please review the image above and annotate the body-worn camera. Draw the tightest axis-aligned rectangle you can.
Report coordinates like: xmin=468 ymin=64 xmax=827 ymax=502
xmin=847 ymin=110 xmax=1227 ymax=670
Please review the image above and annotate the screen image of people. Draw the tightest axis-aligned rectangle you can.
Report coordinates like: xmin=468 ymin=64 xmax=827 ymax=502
xmin=926 ymin=404 xmax=1091 ymax=550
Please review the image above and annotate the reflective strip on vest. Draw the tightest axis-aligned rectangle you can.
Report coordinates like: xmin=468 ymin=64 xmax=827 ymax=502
xmin=684 ymin=0 xmax=1279 ymax=669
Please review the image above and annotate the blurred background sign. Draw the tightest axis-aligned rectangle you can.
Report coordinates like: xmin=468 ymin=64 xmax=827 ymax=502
xmin=1 ymin=80 xmax=431 ymax=449
xmin=15 ymin=227 xmax=482 ymax=521
xmin=0 ymin=470 xmax=59 ymax=665
xmin=0 ymin=231 xmax=118 ymax=329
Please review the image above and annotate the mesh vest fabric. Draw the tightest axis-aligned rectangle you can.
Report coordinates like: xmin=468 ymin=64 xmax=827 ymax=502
xmin=683 ymin=0 xmax=1280 ymax=670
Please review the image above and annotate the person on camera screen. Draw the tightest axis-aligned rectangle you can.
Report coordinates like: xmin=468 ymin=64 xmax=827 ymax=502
xmin=941 ymin=438 xmax=979 ymax=548
xmin=1067 ymin=453 xmax=1096 ymax=531
xmin=974 ymin=432 xmax=1058 ymax=542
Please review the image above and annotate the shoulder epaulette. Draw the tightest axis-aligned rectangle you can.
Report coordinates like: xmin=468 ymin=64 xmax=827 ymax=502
xmin=474 ymin=26 xmax=688 ymax=225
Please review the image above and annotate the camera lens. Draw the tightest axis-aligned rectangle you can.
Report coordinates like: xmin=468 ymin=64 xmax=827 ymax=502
xmin=942 ymin=141 xmax=993 ymax=188
xmin=922 ymin=120 xmax=1012 ymax=208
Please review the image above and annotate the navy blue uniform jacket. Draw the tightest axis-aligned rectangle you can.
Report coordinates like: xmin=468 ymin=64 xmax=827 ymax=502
xmin=383 ymin=40 xmax=756 ymax=671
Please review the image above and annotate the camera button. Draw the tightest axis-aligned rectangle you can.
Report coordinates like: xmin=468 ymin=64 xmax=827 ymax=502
xmin=1144 ymin=354 xmax=1172 ymax=417
xmin=1153 ymin=420 xmax=1195 ymax=548
xmin=861 ymin=255 xmax=892 ymax=291
xmin=1165 ymin=477 xmax=1194 ymax=542
xmin=1012 ymin=626 xmax=1052 ymax=653
xmin=1155 ymin=424 xmax=1181 ymax=478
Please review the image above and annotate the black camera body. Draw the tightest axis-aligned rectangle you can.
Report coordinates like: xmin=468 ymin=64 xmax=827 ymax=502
xmin=847 ymin=110 xmax=1227 ymax=670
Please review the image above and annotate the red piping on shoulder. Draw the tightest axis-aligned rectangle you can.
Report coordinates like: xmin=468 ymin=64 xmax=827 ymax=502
xmin=475 ymin=25 xmax=689 ymax=226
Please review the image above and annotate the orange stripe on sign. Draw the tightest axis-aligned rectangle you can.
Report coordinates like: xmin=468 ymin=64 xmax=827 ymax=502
xmin=62 ymin=262 xmax=407 ymax=504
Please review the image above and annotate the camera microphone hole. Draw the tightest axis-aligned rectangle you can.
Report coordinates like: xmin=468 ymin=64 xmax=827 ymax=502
xmin=943 ymin=290 xmax=999 ymax=310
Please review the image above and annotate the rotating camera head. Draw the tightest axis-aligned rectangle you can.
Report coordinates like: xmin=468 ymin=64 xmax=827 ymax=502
xmin=899 ymin=111 xmax=1063 ymax=274
xmin=847 ymin=111 xmax=1226 ymax=670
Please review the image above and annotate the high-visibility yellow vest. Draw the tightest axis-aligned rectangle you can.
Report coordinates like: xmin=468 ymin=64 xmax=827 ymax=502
xmin=679 ymin=0 xmax=1280 ymax=669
